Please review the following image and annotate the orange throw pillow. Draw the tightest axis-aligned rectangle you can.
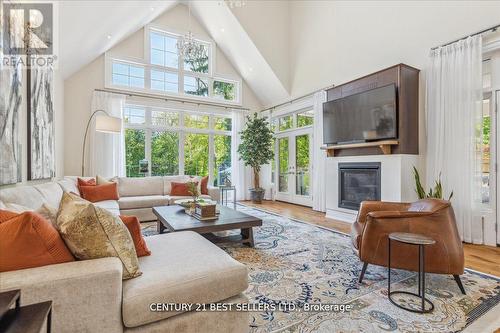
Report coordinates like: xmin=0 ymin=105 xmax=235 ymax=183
xmin=119 ymin=215 xmax=151 ymax=257
xmin=78 ymin=177 xmax=96 ymax=187
xmin=200 ymin=176 xmax=209 ymax=195
xmin=0 ymin=211 xmax=75 ymax=272
xmin=0 ymin=210 xmax=18 ymax=222
xmin=170 ymin=182 xmax=198 ymax=196
xmin=79 ymin=183 xmax=119 ymax=202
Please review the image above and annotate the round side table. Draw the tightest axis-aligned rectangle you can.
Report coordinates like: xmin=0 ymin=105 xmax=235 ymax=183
xmin=388 ymin=232 xmax=436 ymax=314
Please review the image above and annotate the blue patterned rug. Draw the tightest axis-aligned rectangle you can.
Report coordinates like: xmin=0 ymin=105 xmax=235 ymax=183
xmin=142 ymin=204 xmax=500 ymax=332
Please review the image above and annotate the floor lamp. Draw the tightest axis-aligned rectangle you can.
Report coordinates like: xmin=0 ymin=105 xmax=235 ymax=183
xmin=81 ymin=110 xmax=122 ymax=176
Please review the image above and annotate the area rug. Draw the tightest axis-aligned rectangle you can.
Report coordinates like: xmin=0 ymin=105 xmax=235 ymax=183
xmin=142 ymin=205 xmax=500 ymax=332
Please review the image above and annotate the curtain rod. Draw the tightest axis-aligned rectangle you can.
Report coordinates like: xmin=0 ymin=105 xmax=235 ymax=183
xmin=94 ymin=88 xmax=250 ymax=111
xmin=260 ymin=84 xmax=335 ymax=113
xmin=431 ymin=23 xmax=499 ymax=50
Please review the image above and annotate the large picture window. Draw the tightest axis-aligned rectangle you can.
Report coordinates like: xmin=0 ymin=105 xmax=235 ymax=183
xmin=106 ymin=26 xmax=241 ymax=104
xmin=124 ymin=105 xmax=232 ymax=185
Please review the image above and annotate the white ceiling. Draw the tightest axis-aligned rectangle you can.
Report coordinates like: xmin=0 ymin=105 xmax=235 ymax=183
xmin=58 ymin=0 xmax=178 ymax=79
xmin=190 ymin=1 xmax=290 ymax=106
xmin=58 ymin=0 xmax=290 ymax=106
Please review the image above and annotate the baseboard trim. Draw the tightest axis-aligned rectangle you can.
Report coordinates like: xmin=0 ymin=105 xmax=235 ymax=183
xmin=326 ymin=208 xmax=356 ymax=223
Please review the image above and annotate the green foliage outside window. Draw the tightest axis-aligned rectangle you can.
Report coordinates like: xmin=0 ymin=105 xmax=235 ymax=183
xmin=185 ymin=133 xmax=209 ymax=176
xmin=125 ymin=129 xmax=145 ymax=177
xmin=214 ymin=135 xmax=231 ymax=186
xmin=213 ymin=81 xmax=235 ymax=101
xmin=151 ymin=131 xmax=179 ymax=176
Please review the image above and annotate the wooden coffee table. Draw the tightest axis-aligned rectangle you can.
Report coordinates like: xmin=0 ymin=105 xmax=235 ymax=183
xmin=153 ymin=205 xmax=262 ymax=247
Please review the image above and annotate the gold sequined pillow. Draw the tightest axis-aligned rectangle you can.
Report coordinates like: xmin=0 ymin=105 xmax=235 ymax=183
xmin=56 ymin=192 xmax=141 ymax=279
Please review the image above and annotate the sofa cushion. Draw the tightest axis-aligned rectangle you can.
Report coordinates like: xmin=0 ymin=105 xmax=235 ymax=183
xmin=122 ymin=232 xmax=248 ymax=327
xmin=168 ymin=195 xmax=211 ymax=205
xmin=56 ymin=193 xmax=141 ymax=280
xmin=163 ymin=175 xmax=191 ymax=195
xmin=33 ymin=182 xmax=64 ymax=209
xmin=119 ymin=208 xmax=157 ymax=222
xmin=118 ymin=177 xmax=164 ymax=197
xmin=0 ymin=186 xmax=45 ymax=210
xmin=58 ymin=178 xmax=80 ymax=196
xmin=94 ymin=200 xmax=120 ymax=216
xmin=118 ymin=195 xmax=170 ymax=210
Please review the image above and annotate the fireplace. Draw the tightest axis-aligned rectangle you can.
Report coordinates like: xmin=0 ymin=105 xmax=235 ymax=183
xmin=338 ymin=162 xmax=381 ymax=210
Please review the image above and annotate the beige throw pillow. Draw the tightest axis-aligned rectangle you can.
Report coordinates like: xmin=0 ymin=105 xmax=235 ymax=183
xmin=96 ymin=175 xmax=116 ymax=185
xmin=1 ymin=203 xmax=57 ymax=226
xmin=56 ymin=192 xmax=141 ymax=279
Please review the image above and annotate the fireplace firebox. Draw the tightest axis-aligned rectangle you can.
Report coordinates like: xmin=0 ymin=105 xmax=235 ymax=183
xmin=338 ymin=162 xmax=381 ymax=210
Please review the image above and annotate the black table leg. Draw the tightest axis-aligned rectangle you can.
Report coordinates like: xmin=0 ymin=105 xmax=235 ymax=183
xmin=388 ymin=238 xmax=391 ymax=293
xmin=47 ymin=307 xmax=52 ymax=333
xmin=421 ymin=244 xmax=425 ymax=312
xmin=157 ymin=221 xmax=166 ymax=234
xmin=241 ymin=227 xmax=254 ymax=247
xmin=233 ymin=189 xmax=236 ymax=209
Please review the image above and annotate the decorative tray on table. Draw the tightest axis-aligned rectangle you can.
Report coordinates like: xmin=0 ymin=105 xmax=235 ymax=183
xmin=174 ymin=199 xmax=219 ymax=221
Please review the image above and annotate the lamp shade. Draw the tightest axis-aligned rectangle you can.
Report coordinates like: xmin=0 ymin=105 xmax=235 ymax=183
xmin=95 ymin=115 xmax=122 ymax=133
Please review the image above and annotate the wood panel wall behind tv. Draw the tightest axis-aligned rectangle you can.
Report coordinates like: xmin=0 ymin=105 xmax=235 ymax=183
xmin=326 ymin=64 xmax=419 ymax=156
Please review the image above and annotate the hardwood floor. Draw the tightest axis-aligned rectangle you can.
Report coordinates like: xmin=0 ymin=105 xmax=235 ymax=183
xmin=240 ymin=200 xmax=500 ymax=277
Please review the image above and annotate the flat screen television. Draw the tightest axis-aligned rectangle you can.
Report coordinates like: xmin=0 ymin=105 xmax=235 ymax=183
xmin=323 ymin=84 xmax=397 ymax=145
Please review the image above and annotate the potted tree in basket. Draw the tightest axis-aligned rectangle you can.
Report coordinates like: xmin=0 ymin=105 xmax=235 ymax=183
xmin=237 ymin=113 xmax=274 ymax=203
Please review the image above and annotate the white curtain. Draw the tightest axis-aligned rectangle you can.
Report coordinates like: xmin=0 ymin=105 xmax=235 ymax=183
xmin=231 ymin=110 xmax=251 ymax=201
xmin=87 ymin=91 xmax=126 ymax=178
xmin=426 ymin=35 xmax=483 ymax=243
xmin=312 ymin=91 xmax=327 ymax=212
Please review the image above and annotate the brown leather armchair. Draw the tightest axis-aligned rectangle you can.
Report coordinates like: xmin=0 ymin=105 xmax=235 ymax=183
xmin=351 ymin=199 xmax=466 ymax=294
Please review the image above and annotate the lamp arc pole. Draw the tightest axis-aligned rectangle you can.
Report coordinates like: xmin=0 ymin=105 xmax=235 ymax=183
xmin=81 ymin=109 xmax=109 ymax=176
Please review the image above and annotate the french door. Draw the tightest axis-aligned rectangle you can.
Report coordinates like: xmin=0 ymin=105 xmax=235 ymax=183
xmin=275 ymin=128 xmax=313 ymax=206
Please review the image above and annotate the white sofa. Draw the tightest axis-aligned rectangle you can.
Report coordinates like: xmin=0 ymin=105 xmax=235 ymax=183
xmin=0 ymin=177 xmax=248 ymax=333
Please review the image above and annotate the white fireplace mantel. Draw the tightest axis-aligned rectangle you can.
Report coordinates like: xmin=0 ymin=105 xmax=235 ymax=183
xmin=325 ymin=154 xmax=420 ymax=223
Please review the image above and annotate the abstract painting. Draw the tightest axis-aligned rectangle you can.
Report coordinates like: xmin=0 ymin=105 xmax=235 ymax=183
xmin=28 ymin=66 xmax=55 ymax=180
xmin=0 ymin=59 xmax=23 ymax=185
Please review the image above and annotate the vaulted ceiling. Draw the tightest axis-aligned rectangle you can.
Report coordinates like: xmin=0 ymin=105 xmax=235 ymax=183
xmin=59 ymin=0 xmax=291 ymax=107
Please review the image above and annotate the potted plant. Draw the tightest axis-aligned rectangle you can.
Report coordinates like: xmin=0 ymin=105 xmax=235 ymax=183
xmin=237 ymin=113 xmax=274 ymax=203
xmin=412 ymin=166 xmax=453 ymax=200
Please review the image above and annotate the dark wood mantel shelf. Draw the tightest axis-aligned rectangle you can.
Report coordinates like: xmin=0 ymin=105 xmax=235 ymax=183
xmin=321 ymin=140 xmax=399 ymax=157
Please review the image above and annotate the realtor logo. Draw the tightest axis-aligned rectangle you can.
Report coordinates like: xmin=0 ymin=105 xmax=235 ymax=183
xmin=2 ymin=3 xmax=53 ymax=55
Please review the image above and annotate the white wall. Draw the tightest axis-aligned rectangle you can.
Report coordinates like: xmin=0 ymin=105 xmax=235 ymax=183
xmin=289 ymin=1 xmax=500 ymax=97
xmin=64 ymin=4 xmax=262 ymax=176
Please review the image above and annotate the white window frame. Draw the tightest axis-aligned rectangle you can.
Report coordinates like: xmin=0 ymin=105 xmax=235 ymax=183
xmin=123 ymin=104 xmax=232 ymax=185
xmin=105 ymin=25 xmax=242 ymax=105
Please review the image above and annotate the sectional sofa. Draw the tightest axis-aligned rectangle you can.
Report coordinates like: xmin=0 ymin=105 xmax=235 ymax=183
xmin=0 ymin=176 xmax=249 ymax=333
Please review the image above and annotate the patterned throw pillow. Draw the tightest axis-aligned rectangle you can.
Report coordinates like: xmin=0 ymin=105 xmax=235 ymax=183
xmin=56 ymin=193 xmax=141 ymax=279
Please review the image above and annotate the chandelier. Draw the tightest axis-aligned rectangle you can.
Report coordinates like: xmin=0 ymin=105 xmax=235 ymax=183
xmin=176 ymin=2 xmax=205 ymax=60
xmin=224 ymin=0 xmax=246 ymax=8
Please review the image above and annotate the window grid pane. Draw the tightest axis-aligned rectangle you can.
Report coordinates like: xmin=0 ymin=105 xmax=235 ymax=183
xmin=214 ymin=117 xmax=232 ymax=131
xmin=297 ymin=110 xmax=314 ymax=127
xmin=183 ymin=43 xmax=209 ymax=74
xmin=214 ymin=135 xmax=231 ymax=186
xmin=125 ymin=129 xmax=146 ymax=177
xmin=184 ymin=114 xmax=209 ymax=129
xmin=184 ymin=76 xmax=209 ymax=96
xmin=184 ymin=133 xmax=209 ymax=176
xmin=123 ymin=107 xmax=145 ymax=124
xmin=279 ymin=115 xmax=293 ymax=131
xmin=151 ymin=131 xmax=179 ymax=176
xmin=152 ymin=110 xmax=179 ymax=127
xmin=213 ymin=80 xmax=236 ymax=101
